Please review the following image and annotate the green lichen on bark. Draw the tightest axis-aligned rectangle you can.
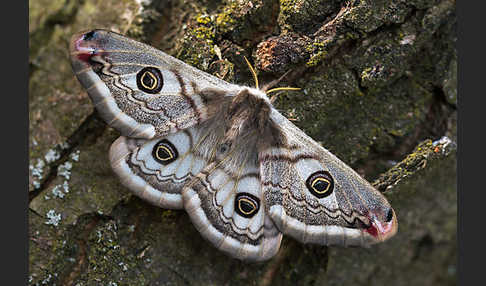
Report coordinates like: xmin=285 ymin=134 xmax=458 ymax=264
xmin=279 ymin=0 xmax=342 ymax=33
xmin=175 ymin=0 xmax=279 ymax=74
xmin=176 ymin=12 xmax=218 ymax=70
xmin=373 ymin=137 xmax=456 ymax=191
xmin=275 ymin=63 xmax=434 ymax=164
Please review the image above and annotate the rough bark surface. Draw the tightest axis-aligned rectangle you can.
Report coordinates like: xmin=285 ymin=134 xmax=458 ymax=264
xmin=29 ymin=0 xmax=456 ymax=285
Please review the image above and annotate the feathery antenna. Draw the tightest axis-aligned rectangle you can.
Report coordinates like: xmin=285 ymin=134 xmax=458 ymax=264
xmin=243 ymin=56 xmax=259 ymax=90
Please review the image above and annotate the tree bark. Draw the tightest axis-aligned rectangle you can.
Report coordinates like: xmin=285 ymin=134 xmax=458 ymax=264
xmin=29 ymin=0 xmax=456 ymax=285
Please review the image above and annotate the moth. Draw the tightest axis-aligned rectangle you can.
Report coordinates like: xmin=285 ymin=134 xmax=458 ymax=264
xmin=70 ymin=29 xmax=397 ymax=262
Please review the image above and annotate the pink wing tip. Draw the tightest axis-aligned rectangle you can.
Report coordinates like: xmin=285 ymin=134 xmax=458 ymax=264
xmin=364 ymin=209 xmax=398 ymax=242
xmin=70 ymin=30 xmax=99 ymax=63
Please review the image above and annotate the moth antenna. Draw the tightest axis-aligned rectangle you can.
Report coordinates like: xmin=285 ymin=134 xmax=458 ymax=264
xmin=243 ymin=56 xmax=259 ymax=90
xmin=267 ymin=87 xmax=302 ymax=94
xmin=261 ymin=69 xmax=293 ymax=92
xmin=268 ymin=87 xmax=302 ymax=103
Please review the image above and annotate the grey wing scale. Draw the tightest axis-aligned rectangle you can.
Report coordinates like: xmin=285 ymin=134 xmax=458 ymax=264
xmin=70 ymin=29 xmax=240 ymax=139
xmin=259 ymin=109 xmax=397 ymax=246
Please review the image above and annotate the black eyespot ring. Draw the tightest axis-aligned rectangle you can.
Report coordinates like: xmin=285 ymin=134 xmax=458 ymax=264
xmin=306 ymin=171 xmax=334 ymax=198
xmin=137 ymin=67 xmax=163 ymax=94
xmin=235 ymin=193 xmax=260 ymax=218
xmin=152 ymin=139 xmax=178 ymax=165
xmin=83 ymin=30 xmax=96 ymax=41
xmin=385 ymin=208 xmax=394 ymax=222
